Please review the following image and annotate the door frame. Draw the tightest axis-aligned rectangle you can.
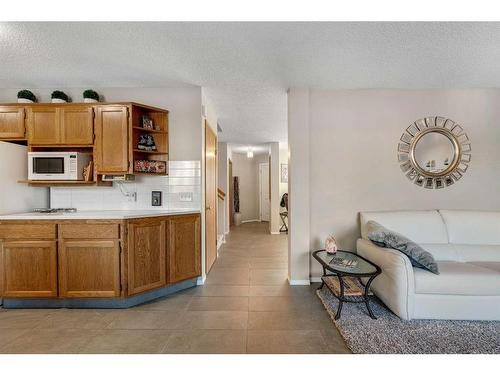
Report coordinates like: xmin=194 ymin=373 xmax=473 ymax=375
xmin=204 ymin=121 xmax=218 ymax=274
xmin=259 ymin=162 xmax=270 ymax=222
xmin=229 ymin=159 xmax=234 ymax=227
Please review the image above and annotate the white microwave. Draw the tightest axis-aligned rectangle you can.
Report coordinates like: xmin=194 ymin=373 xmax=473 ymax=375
xmin=28 ymin=152 xmax=92 ymax=180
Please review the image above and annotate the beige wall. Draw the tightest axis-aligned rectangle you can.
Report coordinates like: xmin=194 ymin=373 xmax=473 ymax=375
xmin=231 ymin=152 xmax=268 ymax=223
xmin=279 ymin=142 xmax=289 ymax=209
xmin=289 ymin=88 xmax=500 ymax=280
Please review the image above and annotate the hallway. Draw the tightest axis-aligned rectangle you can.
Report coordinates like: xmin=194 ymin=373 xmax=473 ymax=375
xmin=0 ymin=222 xmax=349 ymax=354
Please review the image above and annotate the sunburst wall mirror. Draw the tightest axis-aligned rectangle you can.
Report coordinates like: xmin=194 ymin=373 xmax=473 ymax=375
xmin=398 ymin=117 xmax=471 ymax=189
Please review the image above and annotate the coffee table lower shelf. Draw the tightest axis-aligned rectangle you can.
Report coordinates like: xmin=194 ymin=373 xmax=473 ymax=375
xmin=319 ymin=275 xmax=377 ymax=320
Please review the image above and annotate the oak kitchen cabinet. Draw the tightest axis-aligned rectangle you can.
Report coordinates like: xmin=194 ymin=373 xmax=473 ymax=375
xmin=0 ymin=106 xmax=25 ymax=140
xmin=127 ymin=218 xmax=166 ymax=295
xmin=168 ymin=214 xmax=201 ymax=283
xmin=27 ymin=105 xmax=94 ymax=145
xmin=0 ymin=213 xmax=201 ymax=304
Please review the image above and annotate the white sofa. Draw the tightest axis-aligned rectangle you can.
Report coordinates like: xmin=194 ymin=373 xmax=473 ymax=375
xmin=357 ymin=210 xmax=500 ymax=321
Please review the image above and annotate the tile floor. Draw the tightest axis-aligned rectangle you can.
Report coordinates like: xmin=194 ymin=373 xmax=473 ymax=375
xmin=0 ymin=222 xmax=349 ymax=354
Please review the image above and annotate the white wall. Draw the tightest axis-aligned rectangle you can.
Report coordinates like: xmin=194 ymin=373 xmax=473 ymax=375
xmin=269 ymin=142 xmax=281 ymax=233
xmin=289 ymin=88 xmax=500 ymax=279
xmin=0 ymin=142 xmax=48 ymax=214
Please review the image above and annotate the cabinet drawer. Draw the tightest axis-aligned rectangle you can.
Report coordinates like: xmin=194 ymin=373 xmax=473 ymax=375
xmin=59 ymin=224 xmax=120 ymax=239
xmin=0 ymin=224 xmax=56 ymax=239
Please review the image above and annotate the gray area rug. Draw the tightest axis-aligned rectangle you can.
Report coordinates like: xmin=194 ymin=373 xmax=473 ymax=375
xmin=317 ymin=287 xmax=500 ymax=354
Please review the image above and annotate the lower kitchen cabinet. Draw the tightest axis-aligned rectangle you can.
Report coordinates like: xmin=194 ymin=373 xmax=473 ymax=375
xmin=2 ymin=240 xmax=58 ymax=297
xmin=168 ymin=214 xmax=201 ymax=283
xmin=58 ymin=240 xmax=121 ymax=298
xmin=127 ymin=219 xmax=167 ymax=295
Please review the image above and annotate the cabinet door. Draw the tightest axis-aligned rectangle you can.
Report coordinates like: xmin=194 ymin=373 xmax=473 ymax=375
xmin=95 ymin=105 xmax=130 ymax=173
xmin=27 ymin=106 xmax=60 ymax=144
xmin=127 ymin=219 xmax=166 ymax=295
xmin=2 ymin=240 xmax=57 ymax=297
xmin=0 ymin=106 xmax=25 ymax=139
xmin=168 ymin=215 xmax=201 ymax=283
xmin=59 ymin=240 xmax=120 ymax=298
xmin=60 ymin=106 xmax=94 ymax=145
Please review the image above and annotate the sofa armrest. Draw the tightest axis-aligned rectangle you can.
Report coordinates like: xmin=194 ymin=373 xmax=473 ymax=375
xmin=357 ymin=238 xmax=415 ymax=320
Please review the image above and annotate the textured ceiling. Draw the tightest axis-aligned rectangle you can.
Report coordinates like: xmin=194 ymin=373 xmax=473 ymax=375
xmin=2 ymin=22 xmax=500 ymax=143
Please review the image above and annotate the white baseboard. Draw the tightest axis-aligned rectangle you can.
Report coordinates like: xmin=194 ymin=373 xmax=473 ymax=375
xmin=310 ymin=277 xmax=322 ymax=283
xmin=288 ymin=278 xmax=311 ymax=286
xmin=196 ymin=275 xmax=206 ymax=285
xmin=241 ymin=219 xmax=260 ymax=223
xmin=270 ymin=231 xmax=280 ymax=235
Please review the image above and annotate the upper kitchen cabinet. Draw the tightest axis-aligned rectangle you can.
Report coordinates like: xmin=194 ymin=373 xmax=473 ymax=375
xmin=0 ymin=106 xmax=26 ymax=140
xmin=59 ymin=106 xmax=94 ymax=145
xmin=27 ymin=106 xmax=60 ymax=144
xmin=27 ymin=105 xmax=94 ymax=146
xmin=94 ymin=105 xmax=130 ymax=174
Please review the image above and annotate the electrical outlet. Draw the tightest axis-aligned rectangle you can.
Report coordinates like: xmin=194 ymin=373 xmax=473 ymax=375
xmin=151 ymin=191 xmax=162 ymax=206
xmin=179 ymin=192 xmax=193 ymax=202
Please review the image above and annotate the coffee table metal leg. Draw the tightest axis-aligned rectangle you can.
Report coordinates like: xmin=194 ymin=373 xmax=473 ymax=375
xmin=364 ymin=275 xmax=377 ymax=319
xmin=334 ymin=274 xmax=345 ymax=320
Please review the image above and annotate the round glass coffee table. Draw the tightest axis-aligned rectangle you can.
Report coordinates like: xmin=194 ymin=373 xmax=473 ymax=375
xmin=312 ymin=249 xmax=381 ymax=320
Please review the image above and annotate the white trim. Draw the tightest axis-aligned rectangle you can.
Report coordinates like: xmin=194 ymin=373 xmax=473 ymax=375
xmin=310 ymin=277 xmax=322 ymax=283
xmin=196 ymin=275 xmax=206 ymax=285
xmin=270 ymin=231 xmax=280 ymax=235
xmin=288 ymin=278 xmax=311 ymax=286
xmin=241 ymin=219 xmax=260 ymax=223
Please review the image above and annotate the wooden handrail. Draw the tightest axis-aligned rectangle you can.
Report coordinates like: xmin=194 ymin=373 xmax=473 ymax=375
xmin=217 ymin=188 xmax=226 ymax=200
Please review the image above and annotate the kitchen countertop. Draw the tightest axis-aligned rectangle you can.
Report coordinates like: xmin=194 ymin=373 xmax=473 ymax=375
xmin=0 ymin=209 xmax=201 ymax=220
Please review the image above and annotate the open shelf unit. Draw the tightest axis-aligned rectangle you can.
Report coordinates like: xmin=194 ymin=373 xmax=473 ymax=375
xmin=131 ymin=105 xmax=169 ymax=175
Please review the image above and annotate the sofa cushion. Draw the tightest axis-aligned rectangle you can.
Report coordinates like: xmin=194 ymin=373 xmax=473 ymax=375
xmin=453 ymin=245 xmax=500 ymax=262
xmin=366 ymin=221 xmax=439 ymax=274
xmin=439 ymin=210 xmax=500 ymax=245
xmin=420 ymin=244 xmax=459 ymax=262
xmin=414 ymin=261 xmax=500 ymax=296
xmin=469 ymin=262 xmax=500 ymax=273
xmin=360 ymin=210 xmax=448 ymax=244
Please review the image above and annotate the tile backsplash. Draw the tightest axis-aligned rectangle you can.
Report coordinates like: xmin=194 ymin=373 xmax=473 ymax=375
xmin=50 ymin=161 xmax=201 ymax=211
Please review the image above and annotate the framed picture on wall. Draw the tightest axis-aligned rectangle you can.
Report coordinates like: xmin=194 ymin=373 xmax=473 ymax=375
xmin=281 ymin=163 xmax=288 ymax=183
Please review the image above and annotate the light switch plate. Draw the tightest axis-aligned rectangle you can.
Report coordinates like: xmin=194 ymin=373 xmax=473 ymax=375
xmin=180 ymin=192 xmax=193 ymax=202
xmin=151 ymin=191 xmax=162 ymax=206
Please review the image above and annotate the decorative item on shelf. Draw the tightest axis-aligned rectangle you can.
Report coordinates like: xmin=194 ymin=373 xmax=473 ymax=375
xmin=142 ymin=115 xmax=154 ymax=129
xmin=17 ymin=89 xmax=37 ymax=103
xmin=83 ymin=161 xmax=93 ymax=182
xmin=82 ymin=89 xmax=100 ymax=103
xmin=137 ymin=134 xmax=157 ymax=151
xmin=51 ymin=90 xmax=70 ymax=103
xmin=134 ymin=160 xmax=166 ymax=174
xmin=325 ymin=235 xmax=338 ymax=254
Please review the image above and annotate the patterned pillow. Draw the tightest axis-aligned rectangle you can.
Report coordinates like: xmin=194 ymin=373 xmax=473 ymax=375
xmin=366 ymin=220 xmax=440 ymax=274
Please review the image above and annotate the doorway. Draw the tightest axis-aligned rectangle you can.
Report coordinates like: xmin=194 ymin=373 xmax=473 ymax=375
xmin=229 ymin=159 xmax=234 ymax=227
xmin=259 ymin=162 xmax=270 ymax=222
xmin=205 ymin=121 xmax=217 ymax=274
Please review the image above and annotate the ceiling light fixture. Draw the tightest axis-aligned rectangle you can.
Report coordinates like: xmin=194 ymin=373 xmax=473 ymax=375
xmin=247 ymin=147 xmax=254 ymax=158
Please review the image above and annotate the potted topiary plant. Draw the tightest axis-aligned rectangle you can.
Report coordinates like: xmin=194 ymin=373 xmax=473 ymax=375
xmin=51 ymin=90 xmax=70 ymax=103
xmin=17 ymin=90 xmax=37 ymax=103
xmin=83 ymin=89 xmax=100 ymax=103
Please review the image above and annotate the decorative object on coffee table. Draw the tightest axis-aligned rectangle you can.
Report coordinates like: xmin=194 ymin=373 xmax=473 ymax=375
xmin=17 ymin=89 xmax=37 ymax=103
xmin=325 ymin=235 xmax=338 ymax=254
xmin=83 ymin=89 xmax=100 ymax=103
xmin=142 ymin=115 xmax=154 ymax=129
xmin=313 ymin=249 xmax=381 ymax=320
xmin=51 ymin=90 xmax=70 ymax=103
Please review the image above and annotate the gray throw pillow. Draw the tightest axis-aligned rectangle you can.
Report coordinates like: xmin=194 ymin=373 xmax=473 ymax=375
xmin=366 ymin=220 xmax=440 ymax=274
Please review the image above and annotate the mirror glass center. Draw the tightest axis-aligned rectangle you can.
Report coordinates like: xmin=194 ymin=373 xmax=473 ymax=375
xmin=414 ymin=132 xmax=455 ymax=173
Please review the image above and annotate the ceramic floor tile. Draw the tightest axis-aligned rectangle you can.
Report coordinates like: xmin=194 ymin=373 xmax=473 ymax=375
xmin=162 ymin=330 xmax=247 ymax=353
xmin=249 ymin=296 xmax=319 ymax=312
xmin=188 ymin=296 xmax=249 ymax=311
xmin=0 ymin=329 xmax=29 ymax=349
xmin=133 ymin=294 xmax=193 ymax=311
xmin=190 ymin=285 xmax=250 ymax=297
xmin=0 ymin=328 xmax=98 ymax=354
xmin=205 ymin=268 xmax=250 ymax=285
xmin=175 ymin=310 xmax=248 ymax=330
xmin=106 ymin=310 xmax=183 ymax=330
xmin=248 ymin=311 xmax=332 ymax=331
xmin=36 ymin=309 xmax=116 ymax=329
xmin=80 ymin=329 xmax=173 ymax=354
xmin=0 ymin=310 xmax=53 ymax=329
xmin=247 ymin=330 xmax=331 ymax=354
xmin=249 ymin=269 xmax=289 ymax=285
